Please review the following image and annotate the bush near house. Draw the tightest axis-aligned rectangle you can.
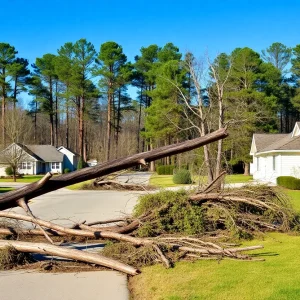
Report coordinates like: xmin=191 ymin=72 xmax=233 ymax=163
xmin=5 ymin=167 xmax=13 ymax=176
xmin=173 ymin=169 xmax=192 ymax=184
xmin=156 ymin=165 xmax=175 ymax=175
xmin=277 ymin=176 xmax=300 ymax=190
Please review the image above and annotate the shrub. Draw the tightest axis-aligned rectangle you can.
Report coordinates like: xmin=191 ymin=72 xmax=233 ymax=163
xmin=156 ymin=165 xmax=175 ymax=175
xmin=77 ymin=158 xmax=87 ymax=170
xmin=173 ymin=169 xmax=192 ymax=184
xmin=64 ymin=168 xmax=71 ymax=174
xmin=134 ymin=190 xmax=204 ymax=236
xmin=277 ymin=176 xmax=300 ymax=190
xmin=5 ymin=166 xmax=13 ymax=176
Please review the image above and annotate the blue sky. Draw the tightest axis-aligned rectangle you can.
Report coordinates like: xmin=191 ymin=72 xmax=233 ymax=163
xmin=1 ymin=0 xmax=300 ymax=102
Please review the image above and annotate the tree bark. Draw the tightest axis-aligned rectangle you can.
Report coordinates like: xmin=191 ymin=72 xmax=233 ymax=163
xmin=0 ymin=128 xmax=228 ymax=210
xmin=55 ymin=81 xmax=58 ymax=147
xmin=244 ymin=162 xmax=250 ymax=176
xmin=79 ymin=96 xmax=84 ymax=160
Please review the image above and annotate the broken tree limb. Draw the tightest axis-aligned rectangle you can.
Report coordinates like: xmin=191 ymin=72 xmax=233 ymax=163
xmin=0 ymin=227 xmax=65 ymax=236
xmin=0 ymin=128 xmax=228 ymax=210
xmin=0 ymin=240 xmax=140 ymax=275
xmin=16 ymin=197 xmax=54 ymax=244
xmin=87 ymin=217 xmax=130 ymax=226
xmin=189 ymin=193 xmax=278 ymax=211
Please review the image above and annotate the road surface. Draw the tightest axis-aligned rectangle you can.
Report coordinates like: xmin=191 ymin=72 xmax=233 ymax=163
xmin=1 ymin=183 xmax=146 ymax=300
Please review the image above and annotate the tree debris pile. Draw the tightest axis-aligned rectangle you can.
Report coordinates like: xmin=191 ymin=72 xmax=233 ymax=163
xmin=97 ymin=185 xmax=297 ymax=269
xmin=134 ymin=185 xmax=297 ymax=239
xmin=0 ymin=185 xmax=296 ymax=275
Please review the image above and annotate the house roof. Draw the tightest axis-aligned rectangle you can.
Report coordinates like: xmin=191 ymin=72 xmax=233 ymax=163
xmin=253 ymin=134 xmax=288 ymax=152
xmin=252 ymin=122 xmax=300 ymax=154
xmin=57 ymin=146 xmax=79 ymax=156
xmin=25 ymin=145 xmax=64 ymax=162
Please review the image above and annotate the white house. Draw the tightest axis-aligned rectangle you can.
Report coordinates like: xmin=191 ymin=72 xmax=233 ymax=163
xmin=0 ymin=143 xmax=79 ymax=176
xmin=250 ymin=122 xmax=300 ymax=183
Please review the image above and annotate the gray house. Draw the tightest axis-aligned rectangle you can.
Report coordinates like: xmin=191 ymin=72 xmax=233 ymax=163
xmin=0 ymin=143 xmax=79 ymax=175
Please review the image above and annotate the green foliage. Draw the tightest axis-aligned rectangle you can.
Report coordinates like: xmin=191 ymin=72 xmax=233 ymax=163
xmin=277 ymin=176 xmax=300 ymax=190
xmin=5 ymin=166 xmax=13 ymax=176
xmin=64 ymin=168 xmax=71 ymax=174
xmin=156 ymin=165 xmax=175 ymax=175
xmin=77 ymin=157 xmax=86 ymax=170
xmin=134 ymin=190 xmax=204 ymax=236
xmin=172 ymin=169 xmax=192 ymax=184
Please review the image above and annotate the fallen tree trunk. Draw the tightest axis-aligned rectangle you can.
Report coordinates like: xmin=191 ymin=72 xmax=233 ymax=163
xmin=0 ymin=240 xmax=139 ymax=275
xmin=0 ymin=128 xmax=228 ymax=210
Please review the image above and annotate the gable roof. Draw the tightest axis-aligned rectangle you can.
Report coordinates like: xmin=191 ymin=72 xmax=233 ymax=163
xmin=252 ymin=134 xmax=288 ymax=152
xmin=252 ymin=122 xmax=300 ymax=154
xmin=57 ymin=146 xmax=79 ymax=156
xmin=25 ymin=145 xmax=64 ymax=162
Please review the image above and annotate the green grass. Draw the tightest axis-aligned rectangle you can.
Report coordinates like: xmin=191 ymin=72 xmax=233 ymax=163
xmin=0 ymin=175 xmax=44 ymax=183
xmin=284 ymin=189 xmax=300 ymax=213
xmin=130 ymin=232 xmax=300 ymax=300
xmin=0 ymin=187 xmax=14 ymax=193
xmin=225 ymin=174 xmax=253 ymax=184
xmin=66 ymin=180 xmax=92 ymax=190
xmin=150 ymin=174 xmax=253 ymax=188
xmin=0 ymin=175 xmax=90 ymax=190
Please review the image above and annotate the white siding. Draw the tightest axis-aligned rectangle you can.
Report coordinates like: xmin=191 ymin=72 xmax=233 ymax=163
xmin=281 ymin=154 xmax=300 ymax=177
xmin=253 ymin=152 xmax=300 ymax=184
xmin=253 ymin=154 xmax=281 ymax=183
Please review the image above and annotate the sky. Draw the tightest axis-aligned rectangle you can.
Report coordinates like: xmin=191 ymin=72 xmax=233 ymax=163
xmin=1 ymin=0 xmax=300 ymax=102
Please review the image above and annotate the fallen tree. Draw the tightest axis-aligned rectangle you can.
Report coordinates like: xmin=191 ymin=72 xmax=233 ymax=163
xmin=0 ymin=128 xmax=232 ymax=274
xmin=0 ymin=128 xmax=288 ymax=275
xmin=0 ymin=128 xmax=228 ymax=210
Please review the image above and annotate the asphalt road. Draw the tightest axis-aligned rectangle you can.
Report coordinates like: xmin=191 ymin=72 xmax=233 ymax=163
xmin=1 ymin=181 xmax=150 ymax=300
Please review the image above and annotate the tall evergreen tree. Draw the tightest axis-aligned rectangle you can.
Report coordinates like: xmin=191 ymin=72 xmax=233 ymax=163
xmin=97 ymin=41 xmax=127 ymax=160
xmin=0 ymin=43 xmax=18 ymax=145
xmin=32 ymin=53 xmax=57 ymax=145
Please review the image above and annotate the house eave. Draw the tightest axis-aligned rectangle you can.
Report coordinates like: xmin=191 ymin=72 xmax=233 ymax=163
xmin=255 ymin=150 xmax=300 ymax=156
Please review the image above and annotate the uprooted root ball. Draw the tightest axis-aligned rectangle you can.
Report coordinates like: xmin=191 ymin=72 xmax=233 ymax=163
xmin=0 ymin=246 xmax=34 ymax=270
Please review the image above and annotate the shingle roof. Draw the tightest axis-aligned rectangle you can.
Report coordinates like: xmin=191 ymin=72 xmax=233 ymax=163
xmin=253 ymin=134 xmax=288 ymax=152
xmin=25 ymin=145 xmax=64 ymax=162
xmin=261 ymin=135 xmax=300 ymax=151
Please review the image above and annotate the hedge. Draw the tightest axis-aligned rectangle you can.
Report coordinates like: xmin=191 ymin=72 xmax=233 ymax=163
xmin=277 ymin=176 xmax=300 ymax=190
xmin=157 ymin=165 xmax=175 ymax=175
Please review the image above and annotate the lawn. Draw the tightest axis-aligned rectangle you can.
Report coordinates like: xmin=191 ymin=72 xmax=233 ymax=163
xmin=150 ymin=174 xmax=253 ymax=188
xmin=284 ymin=189 xmax=300 ymax=212
xmin=0 ymin=175 xmax=44 ymax=183
xmin=0 ymin=175 xmax=91 ymax=190
xmin=130 ymin=233 xmax=300 ymax=300
xmin=0 ymin=187 xmax=14 ymax=193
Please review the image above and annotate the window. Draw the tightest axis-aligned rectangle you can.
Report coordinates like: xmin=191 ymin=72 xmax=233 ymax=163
xmin=51 ymin=162 xmax=60 ymax=169
xmin=20 ymin=162 xmax=32 ymax=169
xmin=273 ymin=156 xmax=276 ymax=171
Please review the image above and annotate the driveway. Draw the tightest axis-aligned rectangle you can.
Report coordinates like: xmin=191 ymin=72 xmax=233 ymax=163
xmin=116 ymin=172 xmax=152 ymax=185
xmin=2 ymin=187 xmax=145 ymax=300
